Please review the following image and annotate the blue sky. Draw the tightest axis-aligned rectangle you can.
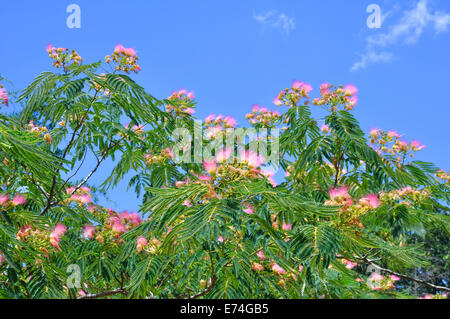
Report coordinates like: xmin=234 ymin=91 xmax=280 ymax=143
xmin=1 ymin=0 xmax=449 ymax=212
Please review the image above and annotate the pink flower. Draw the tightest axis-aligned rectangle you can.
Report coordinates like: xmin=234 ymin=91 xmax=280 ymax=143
xmin=411 ymin=140 xmax=425 ymax=151
xmin=369 ymin=128 xmax=380 ymax=137
xmin=129 ymin=213 xmax=142 ymax=227
xmin=49 ymin=235 xmax=60 ymax=249
xmin=124 ymin=47 xmax=136 ymax=57
xmin=53 ymin=224 xmax=67 ymax=237
xmin=11 ymin=194 xmax=26 ymax=206
xmin=183 ymin=199 xmax=192 ymax=207
xmin=205 ymin=114 xmax=215 ymax=123
xmin=0 ymin=194 xmax=9 ymax=206
xmin=390 ymin=275 xmax=401 ymax=281
xmin=273 ymin=97 xmax=282 ymax=106
xmin=218 ymin=235 xmax=224 ymax=243
xmin=252 ymin=262 xmax=264 ymax=272
xmin=387 ymin=130 xmax=400 ymax=138
xmin=240 ymin=150 xmax=264 ymax=168
xmin=343 ymin=259 xmax=357 ymax=270
xmin=298 ymin=265 xmax=304 ymax=272
xmin=252 ymin=104 xmax=259 ymax=113
xmin=261 ymin=169 xmax=277 ymax=187
xmin=271 ymin=263 xmax=287 ymax=275
xmin=187 ymin=91 xmax=195 ymax=99
xmin=329 ymin=186 xmax=349 ymax=200
xmin=203 ymin=160 xmax=217 ymax=174
xmin=257 ymin=250 xmax=265 ymax=260
xmin=243 ymin=204 xmax=254 ymax=215
xmin=79 ymin=194 xmax=92 ymax=204
xmin=282 ymin=222 xmax=292 ymax=231
xmin=348 ymin=95 xmax=358 ymax=107
xmin=198 ymin=174 xmax=211 ymax=182
xmin=136 ymin=236 xmax=147 ymax=252
xmin=301 ymin=83 xmax=313 ymax=94
xmin=292 ymin=80 xmax=302 ymax=89
xmin=368 ymin=272 xmax=384 ymax=281
xmin=321 ymin=124 xmax=329 ymax=133
xmin=361 ymin=194 xmax=379 ymax=209
xmin=112 ymin=222 xmax=126 ymax=234
xmin=184 ymin=108 xmax=195 ymax=115
xmin=83 ymin=225 xmax=95 ymax=239
xmin=344 ymin=84 xmax=358 ymax=96
xmin=224 ymin=116 xmax=237 ymax=127
xmin=0 ymin=88 xmax=8 ymax=106
xmin=114 ymin=44 xmax=126 ymax=54
xmin=216 ymin=148 xmax=232 ymax=162
xmin=0 ymin=254 xmax=3 ymax=264
xmin=320 ymin=83 xmax=331 ymax=96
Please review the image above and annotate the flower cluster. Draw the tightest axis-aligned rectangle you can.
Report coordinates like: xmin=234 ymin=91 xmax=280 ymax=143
xmin=46 ymin=45 xmax=82 ymax=71
xmin=105 ymin=44 xmax=141 ymax=74
xmin=165 ymin=89 xmax=195 ymax=116
xmin=312 ymin=83 xmax=358 ymax=111
xmin=273 ymin=80 xmax=313 ymax=107
xmin=136 ymin=236 xmax=162 ymax=254
xmin=341 ymin=259 xmax=358 ymax=270
xmin=25 ymin=121 xmax=52 ymax=144
xmin=325 ymin=186 xmax=380 ymax=228
xmin=436 ymin=169 xmax=450 ymax=182
xmin=49 ymin=224 xmax=67 ymax=250
xmin=144 ymin=148 xmax=174 ymax=165
xmin=251 ymin=249 xmax=302 ymax=289
xmin=82 ymin=209 xmax=142 ymax=245
xmin=246 ymin=105 xmax=281 ymax=126
xmin=367 ymin=272 xmax=400 ymax=291
xmin=171 ymin=149 xmax=275 ymax=206
xmin=0 ymin=193 xmax=26 ymax=208
xmin=0 ymin=85 xmax=8 ymax=106
xmin=65 ymin=186 xmax=92 ymax=205
xmin=369 ymin=129 xmax=425 ymax=163
xmin=379 ymin=187 xmax=430 ymax=205
xmin=203 ymin=114 xmax=237 ymax=138
xmin=16 ymin=223 xmax=67 ymax=255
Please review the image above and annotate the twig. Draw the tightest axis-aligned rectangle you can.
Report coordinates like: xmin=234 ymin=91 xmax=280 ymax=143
xmin=356 ymin=256 xmax=450 ymax=293
xmin=77 ymin=288 xmax=126 ymax=299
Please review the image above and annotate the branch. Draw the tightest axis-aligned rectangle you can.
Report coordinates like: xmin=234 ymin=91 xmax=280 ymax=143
xmin=357 ymin=256 xmax=450 ymax=293
xmin=189 ymin=253 xmax=217 ymax=299
xmin=77 ymin=288 xmax=126 ymax=299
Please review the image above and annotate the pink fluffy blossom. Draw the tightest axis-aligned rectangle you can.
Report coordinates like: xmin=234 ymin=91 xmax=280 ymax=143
xmin=361 ymin=194 xmax=379 ymax=209
xmin=0 ymin=194 xmax=8 ymax=206
xmin=257 ymin=250 xmax=265 ymax=260
xmin=271 ymin=263 xmax=287 ymax=275
xmin=11 ymin=194 xmax=26 ymax=206
xmin=83 ymin=225 xmax=96 ymax=239
xmin=203 ymin=160 xmax=217 ymax=174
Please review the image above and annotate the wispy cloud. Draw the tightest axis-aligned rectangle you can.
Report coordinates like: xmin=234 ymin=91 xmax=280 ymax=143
xmin=253 ymin=10 xmax=295 ymax=36
xmin=351 ymin=0 xmax=450 ymax=71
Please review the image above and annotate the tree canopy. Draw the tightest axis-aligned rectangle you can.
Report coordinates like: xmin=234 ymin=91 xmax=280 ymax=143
xmin=0 ymin=45 xmax=448 ymax=299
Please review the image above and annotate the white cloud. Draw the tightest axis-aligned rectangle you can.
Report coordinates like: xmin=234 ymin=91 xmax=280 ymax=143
xmin=253 ymin=10 xmax=295 ymax=36
xmin=350 ymin=51 xmax=393 ymax=72
xmin=351 ymin=0 xmax=450 ymax=71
